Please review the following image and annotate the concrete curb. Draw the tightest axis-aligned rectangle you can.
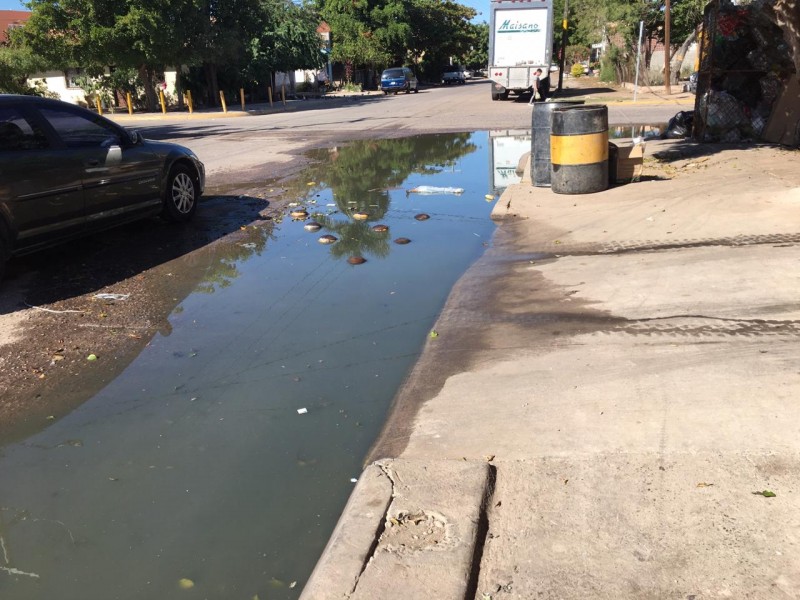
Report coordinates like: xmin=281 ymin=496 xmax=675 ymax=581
xmin=301 ymin=459 xmax=494 ymax=599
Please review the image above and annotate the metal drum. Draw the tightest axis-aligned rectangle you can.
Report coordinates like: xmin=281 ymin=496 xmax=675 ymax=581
xmin=550 ymin=105 xmax=609 ymax=194
xmin=531 ymin=100 xmax=584 ymax=187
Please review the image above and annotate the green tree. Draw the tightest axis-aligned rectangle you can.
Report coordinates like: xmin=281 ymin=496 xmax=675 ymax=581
xmin=244 ymin=0 xmax=325 ymax=86
xmin=0 ymin=29 xmax=48 ymax=93
xmin=316 ymin=0 xmax=476 ymax=80
xmin=462 ymin=22 xmax=488 ymax=72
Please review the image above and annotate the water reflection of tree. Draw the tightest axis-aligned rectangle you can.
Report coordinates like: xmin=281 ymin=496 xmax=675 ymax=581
xmin=312 ymin=216 xmax=391 ymax=260
xmin=293 ymin=134 xmax=477 ymax=260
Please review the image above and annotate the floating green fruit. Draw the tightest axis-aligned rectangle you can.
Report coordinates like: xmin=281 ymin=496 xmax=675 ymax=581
xmin=178 ymin=578 xmax=194 ymax=589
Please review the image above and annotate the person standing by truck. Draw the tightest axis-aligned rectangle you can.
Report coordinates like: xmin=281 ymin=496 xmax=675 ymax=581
xmin=530 ymin=68 xmax=544 ymax=103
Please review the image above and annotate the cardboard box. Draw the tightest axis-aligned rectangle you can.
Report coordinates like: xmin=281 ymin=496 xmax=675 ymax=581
xmin=614 ymin=142 xmax=645 ymax=183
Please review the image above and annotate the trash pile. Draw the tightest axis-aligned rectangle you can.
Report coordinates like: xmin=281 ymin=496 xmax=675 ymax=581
xmin=695 ymin=0 xmax=796 ymax=142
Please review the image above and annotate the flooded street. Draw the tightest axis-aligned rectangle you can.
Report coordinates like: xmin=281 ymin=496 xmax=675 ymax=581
xmin=0 ymin=132 xmax=515 ymax=599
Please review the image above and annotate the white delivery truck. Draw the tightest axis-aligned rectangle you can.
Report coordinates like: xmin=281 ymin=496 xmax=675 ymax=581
xmin=488 ymin=0 xmax=554 ymax=101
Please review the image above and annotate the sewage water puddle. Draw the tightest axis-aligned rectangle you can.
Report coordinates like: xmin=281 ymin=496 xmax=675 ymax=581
xmin=0 ymin=132 xmax=516 ymax=599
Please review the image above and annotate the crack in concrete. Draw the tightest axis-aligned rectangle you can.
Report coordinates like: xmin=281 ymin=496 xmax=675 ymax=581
xmin=466 ymin=464 xmax=497 ymax=600
xmin=346 ymin=461 xmax=396 ymax=598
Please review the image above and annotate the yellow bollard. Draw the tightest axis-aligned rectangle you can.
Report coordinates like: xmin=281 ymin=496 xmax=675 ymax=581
xmin=267 ymin=85 xmax=273 ymax=107
xmin=126 ymin=92 xmax=133 ymax=115
xmin=240 ymin=87 xmax=245 ymax=111
xmin=280 ymin=84 xmax=286 ymax=106
xmin=159 ymin=90 xmax=166 ymax=114
xmin=95 ymin=96 xmax=103 ymax=115
xmin=186 ymin=90 xmax=194 ymax=114
xmin=219 ymin=90 xmax=227 ymax=113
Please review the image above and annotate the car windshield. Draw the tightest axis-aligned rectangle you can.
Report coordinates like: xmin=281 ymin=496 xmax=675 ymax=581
xmin=383 ymin=69 xmax=404 ymax=78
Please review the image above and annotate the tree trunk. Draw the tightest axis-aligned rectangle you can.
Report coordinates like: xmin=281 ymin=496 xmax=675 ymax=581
xmin=669 ymin=28 xmax=699 ymax=84
xmin=204 ymin=62 xmax=219 ymax=106
xmin=138 ymin=65 xmax=157 ymax=111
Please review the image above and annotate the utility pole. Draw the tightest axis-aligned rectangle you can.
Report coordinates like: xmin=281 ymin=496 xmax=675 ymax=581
xmin=557 ymin=0 xmax=569 ymax=91
xmin=664 ymin=0 xmax=671 ymax=94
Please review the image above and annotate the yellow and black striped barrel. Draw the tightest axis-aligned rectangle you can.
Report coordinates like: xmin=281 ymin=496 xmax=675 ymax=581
xmin=531 ymin=100 xmax=584 ymax=188
xmin=550 ymin=105 xmax=609 ymax=194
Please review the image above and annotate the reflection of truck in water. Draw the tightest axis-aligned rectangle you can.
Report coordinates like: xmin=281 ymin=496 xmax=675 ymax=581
xmin=488 ymin=0 xmax=554 ymax=101
xmin=489 ymin=131 xmax=531 ymax=193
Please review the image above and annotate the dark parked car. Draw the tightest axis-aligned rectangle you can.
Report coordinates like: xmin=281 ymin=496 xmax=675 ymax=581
xmin=380 ymin=67 xmax=419 ymax=94
xmin=442 ymin=67 xmax=466 ymax=85
xmin=0 ymin=95 xmax=204 ymax=281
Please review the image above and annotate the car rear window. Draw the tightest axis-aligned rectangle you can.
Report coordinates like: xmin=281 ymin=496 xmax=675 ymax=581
xmin=0 ymin=107 xmax=49 ymax=151
xmin=382 ymin=69 xmax=404 ymax=78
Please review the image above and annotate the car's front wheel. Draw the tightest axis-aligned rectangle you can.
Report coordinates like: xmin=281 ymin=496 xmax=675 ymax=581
xmin=162 ymin=164 xmax=199 ymax=223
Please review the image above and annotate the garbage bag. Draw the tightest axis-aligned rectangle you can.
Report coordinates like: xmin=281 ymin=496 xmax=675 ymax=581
xmin=662 ymin=110 xmax=695 ymax=139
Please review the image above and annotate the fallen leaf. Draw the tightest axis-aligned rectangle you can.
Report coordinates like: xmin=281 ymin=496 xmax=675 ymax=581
xmin=178 ymin=578 xmax=194 ymax=590
xmin=752 ymin=490 xmax=776 ymax=497
xmin=429 ymin=330 xmax=439 ymax=339
xmin=696 ymin=482 xmax=714 ymax=488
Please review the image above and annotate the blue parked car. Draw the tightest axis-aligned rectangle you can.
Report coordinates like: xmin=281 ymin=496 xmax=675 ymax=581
xmin=380 ymin=67 xmax=419 ymax=95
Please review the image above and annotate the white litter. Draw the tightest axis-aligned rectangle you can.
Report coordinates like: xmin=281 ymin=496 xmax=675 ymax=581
xmin=297 ymin=408 xmax=308 ymax=414
xmin=408 ymin=186 xmax=464 ymax=196
xmin=350 ymin=478 xmax=358 ymax=483
xmin=93 ymin=293 xmax=129 ymax=301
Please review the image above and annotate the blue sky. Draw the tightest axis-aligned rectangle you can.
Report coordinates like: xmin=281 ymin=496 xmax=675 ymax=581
xmin=1 ymin=0 xmax=488 ymax=21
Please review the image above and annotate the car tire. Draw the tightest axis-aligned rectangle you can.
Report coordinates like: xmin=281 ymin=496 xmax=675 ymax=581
xmin=162 ymin=164 xmax=199 ymax=223
xmin=413 ymin=87 xmax=419 ymax=93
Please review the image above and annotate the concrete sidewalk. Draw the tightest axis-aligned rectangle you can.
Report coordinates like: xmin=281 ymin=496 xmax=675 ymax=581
xmin=301 ymin=140 xmax=800 ymax=599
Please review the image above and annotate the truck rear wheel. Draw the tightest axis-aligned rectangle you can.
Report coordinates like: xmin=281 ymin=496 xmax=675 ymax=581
xmin=491 ymin=89 xmax=508 ymax=101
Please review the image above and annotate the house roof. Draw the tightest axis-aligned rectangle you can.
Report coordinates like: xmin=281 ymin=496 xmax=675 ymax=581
xmin=0 ymin=10 xmax=31 ymax=43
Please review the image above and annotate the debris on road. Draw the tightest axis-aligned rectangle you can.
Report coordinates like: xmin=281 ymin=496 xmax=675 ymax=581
xmin=93 ymin=293 xmax=130 ymax=302
xmin=408 ymin=186 xmax=464 ymax=195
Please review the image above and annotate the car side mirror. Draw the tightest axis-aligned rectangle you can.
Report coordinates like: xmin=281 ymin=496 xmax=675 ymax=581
xmin=128 ymin=130 xmax=141 ymax=146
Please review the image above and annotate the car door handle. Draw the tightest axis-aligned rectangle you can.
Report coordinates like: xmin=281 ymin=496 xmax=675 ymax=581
xmin=85 ymin=158 xmax=100 ymax=167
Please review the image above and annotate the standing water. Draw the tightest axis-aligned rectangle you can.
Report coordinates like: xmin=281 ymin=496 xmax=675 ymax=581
xmin=0 ymin=132 xmax=515 ymax=599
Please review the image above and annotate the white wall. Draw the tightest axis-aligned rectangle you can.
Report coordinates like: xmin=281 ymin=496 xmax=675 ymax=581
xmin=27 ymin=67 xmax=180 ymax=107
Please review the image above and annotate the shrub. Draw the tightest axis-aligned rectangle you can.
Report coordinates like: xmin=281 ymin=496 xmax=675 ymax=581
xmin=599 ymin=58 xmax=616 ymax=83
xmin=570 ymin=63 xmax=584 ymax=77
